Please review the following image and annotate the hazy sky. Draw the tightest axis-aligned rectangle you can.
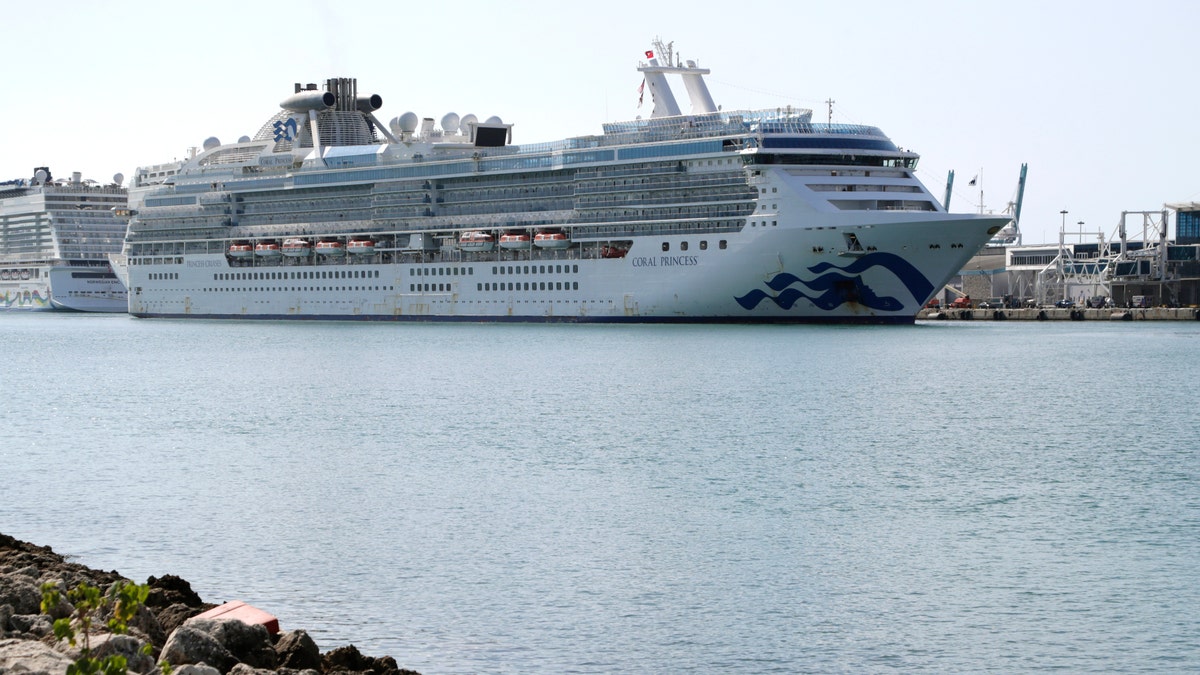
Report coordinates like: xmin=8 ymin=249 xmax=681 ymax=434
xmin=3 ymin=0 xmax=1196 ymax=245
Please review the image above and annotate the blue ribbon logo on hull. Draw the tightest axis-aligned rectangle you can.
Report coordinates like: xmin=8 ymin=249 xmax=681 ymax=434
xmin=734 ymin=252 xmax=934 ymax=312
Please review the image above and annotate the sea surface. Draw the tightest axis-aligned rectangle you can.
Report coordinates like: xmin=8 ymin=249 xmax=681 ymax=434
xmin=2 ymin=314 xmax=1198 ymax=673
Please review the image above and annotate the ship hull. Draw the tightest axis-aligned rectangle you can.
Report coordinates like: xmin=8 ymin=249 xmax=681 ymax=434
xmin=1 ymin=264 xmax=127 ymax=312
xmin=127 ymin=213 xmax=1006 ymax=323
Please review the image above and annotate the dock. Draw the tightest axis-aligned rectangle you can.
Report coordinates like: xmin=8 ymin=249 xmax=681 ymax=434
xmin=918 ymin=307 xmax=1200 ymax=321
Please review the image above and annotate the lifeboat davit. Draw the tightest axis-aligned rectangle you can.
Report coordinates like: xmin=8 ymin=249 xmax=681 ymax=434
xmin=347 ymin=239 xmax=376 ymax=255
xmin=459 ymin=231 xmax=496 ymax=252
xmin=534 ymin=231 xmax=570 ymax=249
xmin=499 ymin=233 xmax=531 ymax=250
xmin=315 ymin=241 xmax=346 ymax=256
xmin=228 ymin=243 xmax=254 ymax=258
xmin=282 ymin=238 xmax=311 ymax=257
xmin=255 ymin=242 xmax=282 ymax=257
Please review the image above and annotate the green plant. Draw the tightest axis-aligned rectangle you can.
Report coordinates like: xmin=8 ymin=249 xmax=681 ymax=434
xmin=40 ymin=580 xmax=170 ymax=675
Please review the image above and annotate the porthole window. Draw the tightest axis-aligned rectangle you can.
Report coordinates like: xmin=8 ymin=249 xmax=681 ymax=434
xmin=662 ymin=242 xmax=670 ymax=252
xmin=680 ymin=241 xmax=689 ymax=251
xmin=700 ymin=241 xmax=708 ymax=250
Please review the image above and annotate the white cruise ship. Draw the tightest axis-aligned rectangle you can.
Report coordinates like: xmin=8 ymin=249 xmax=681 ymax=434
xmin=121 ymin=41 xmax=1010 ymax=323
xmin=0 ymin=168 xmax=130 ymax=312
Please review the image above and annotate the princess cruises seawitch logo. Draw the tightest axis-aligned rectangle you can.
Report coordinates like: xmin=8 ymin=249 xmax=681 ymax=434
xmin=734 ymin=252 xmax=934 ymax=312
xmin=272 ymin=118 xmax=298 ymax=142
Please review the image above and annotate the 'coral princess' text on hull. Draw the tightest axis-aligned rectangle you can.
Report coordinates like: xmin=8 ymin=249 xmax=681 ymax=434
xmin=120 ymin=40 xmax=1010 ymax=323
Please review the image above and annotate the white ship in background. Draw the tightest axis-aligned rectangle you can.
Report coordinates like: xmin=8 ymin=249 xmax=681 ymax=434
xmin=119 ymin=40 xmax=1010 ymax=323
xmin=0 ymin=168 xmax=129 ymax=312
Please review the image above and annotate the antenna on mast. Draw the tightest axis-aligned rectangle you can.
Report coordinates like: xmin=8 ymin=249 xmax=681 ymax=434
xmin=825 ymin=98 xmax=835 ymax=126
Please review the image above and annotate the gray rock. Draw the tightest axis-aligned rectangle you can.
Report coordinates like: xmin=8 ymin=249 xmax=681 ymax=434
xmin=91 ymin=633 xmax=157 ymax=674
xmin=0 ymin=637 xmax=74 ymax=675
xmin=274 ymin=630 xmax=321 ymax=671
xmin=227 ymin=664 xmax=275 ymax=675
xmin=170 ymin=664 xmax=223 ymax=675
xmin=8 ymin=614 xmax=52 ymax=638
xmin=0 ymin=574 xmax=41 ymax=614
xmin=185 ymin=619 xmax=276 ymax=671
xmin=156 ymin=603 xmax=201 ymax=637
xmin=0 ymin=604 xmax=13 ymax=633
xmin=160 ymin=623 xmax=237 ymax=674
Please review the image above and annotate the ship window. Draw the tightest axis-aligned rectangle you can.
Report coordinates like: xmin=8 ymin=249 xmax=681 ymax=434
xmin=573 ymin=265 xmax=578 ymax=273
xmin=720 ymin=240 xmax=728 ymax=249
xmin=662 ymin=242 xmax=670 ymax=251
xmin=556 ymin=282 xmax=562 ymax=290
xmin=680 ymin=241 xmax=689 ymax=251
xmin=700 ymin=240 xmax=708 ymax=250
xmin=573 ymin=282 xmax=578 ymax=290
xmin=477 ymin=283 xmax=482 ymax=291
xmin=540 ymin=282 xmax=546 ymax=290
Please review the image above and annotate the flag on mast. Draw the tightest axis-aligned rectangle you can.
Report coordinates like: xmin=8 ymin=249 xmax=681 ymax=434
xmin=968 ymin=175 xmax=978 ymax=186
xmin=637 ymin=78 xmax=645 ymax=108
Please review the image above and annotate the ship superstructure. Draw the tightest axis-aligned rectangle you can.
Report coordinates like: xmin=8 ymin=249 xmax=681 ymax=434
xmin=0 ymin=168 xmax=129 ymax=311
xmin=120 ymin=40 xmax=1010 ymax=323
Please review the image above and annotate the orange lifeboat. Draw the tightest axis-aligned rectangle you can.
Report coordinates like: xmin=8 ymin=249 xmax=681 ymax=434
xmin=282 ymin=238 xmax=311 ymax=257
xmin=255 ymin=242 xmax=282 ymax=257
xmin=499 ymin=233 xmax=531 ymax=250
xmin=228 ymin=243 xmax=253 ymax=258
xmin=534 ymin=231 xmax=570 ymax=249
xmin=459 ymin=231 xmax=496 ymax=252
xmin=315 ymin=240 xmax=346 ymax=256
xmin=347 ymin=239 xmax=376 ymax=255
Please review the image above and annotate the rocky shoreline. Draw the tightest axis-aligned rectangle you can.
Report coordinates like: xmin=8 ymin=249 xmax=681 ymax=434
xmin=0 ymin=533 xmax=419 ymax=675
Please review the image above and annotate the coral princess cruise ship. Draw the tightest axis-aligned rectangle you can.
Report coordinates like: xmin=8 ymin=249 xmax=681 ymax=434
xmin=119 ymin=41 xmax=1010 ymax=323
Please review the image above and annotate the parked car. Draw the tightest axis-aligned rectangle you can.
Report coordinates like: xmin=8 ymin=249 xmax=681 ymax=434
xmin=1055 ymin=299 xmax=1076 ymax=308
xmin=949 ymin=296 xmax=972 ymax=309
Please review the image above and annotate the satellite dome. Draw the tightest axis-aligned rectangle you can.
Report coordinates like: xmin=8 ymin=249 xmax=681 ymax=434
xmin=485 ymin=116 xmax=503 ymax=125
xmin=389 ymin=117 xmax=402 ymax=136
xmin=113 ymin=173 xmax=124 ymax=186
xmin=238 ymin=135 xmax=251 ymax=143
xmin=34 ymin=169 xmax=47 ymax=184
xmin=203 ymin=136 xmax=221 ymax=151
xmin=460 ymin=113 xmax=478 ymax=129
xmin=398 ymin=112 xmax=419 ymax=133
xmin=441 ymin=112 xmax=460 ymax=134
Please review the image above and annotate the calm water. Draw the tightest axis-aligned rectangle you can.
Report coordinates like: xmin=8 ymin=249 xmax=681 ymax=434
xmin=2 ymin=314 xmax=1198 ymax=673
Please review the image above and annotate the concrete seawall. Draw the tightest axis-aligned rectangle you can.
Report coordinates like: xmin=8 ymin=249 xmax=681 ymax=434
xmin=918 ymin=307 xmax=1200 ymax=322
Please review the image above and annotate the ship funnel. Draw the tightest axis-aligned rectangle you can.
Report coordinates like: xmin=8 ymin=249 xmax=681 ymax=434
xmin=356 ymin=94 xmax=383 ymax=113
xmin=281 ymin=90 xmax=336 ymax=112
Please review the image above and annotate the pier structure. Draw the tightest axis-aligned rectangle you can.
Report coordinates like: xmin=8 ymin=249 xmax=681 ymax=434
xmin=939 ymin=203 xmax=1200 ymax=310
